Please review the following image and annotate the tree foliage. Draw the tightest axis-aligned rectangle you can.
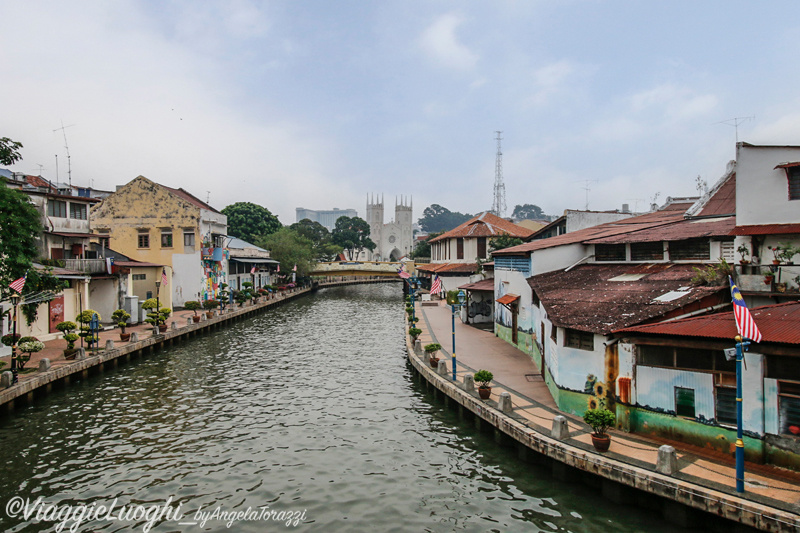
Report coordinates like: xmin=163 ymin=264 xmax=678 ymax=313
xmin=331 ymin=216 xmax=375 ymax=260
xmin=511 ymin=204 xmax=546 ymax=220
xmin=289 ymin=218 xmax=343 ymax=261
xmin=418 ymin=204 xmax=472 ymax=233
xmin=257 ymin=227 xmax=316 ymax=277
xmin=221 ymin=202 xmax=282 ymax=244
xmin=410 ymin=231 xmax=442 ymax=259
xmin=489 ymin=233 xmax=524 ymax=253
xmin=0 ymin=137 xmax=23 ymax=166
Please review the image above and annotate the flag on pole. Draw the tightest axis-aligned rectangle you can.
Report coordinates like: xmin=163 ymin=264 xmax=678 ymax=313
xmin=397 ymin=267 xmax=410 ymax=279
xmin=277 ymin=264 xmax=281 ymax=272
xmin=729 ymin=276 xmax=762 ymax=343
xmin=293 ymin=264 xmax=297 ymax=272
xmin=161 ymin=268 xmax=169 ymax=286
xmin=9 ymin=274 xmax=26 ymax=294
xmin=430 ymin=274 xmax=442 ymax=295
xmin=251 ymin=266 xmax=257 ymax=274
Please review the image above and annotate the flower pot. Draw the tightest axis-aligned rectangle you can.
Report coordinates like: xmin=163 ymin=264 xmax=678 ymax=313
xmin=192 ymin=315 xmax=201 ymax=323
xmin=158 ymin=324 xmax=168 ymax=333
xmin=591 ymin=433 xmax=611 ymax=452
xmin=773 ymin=260 xmax=781 ymax=265
xmin=764 ymin=277 xmax=774 ymax=285
xmin=776 ymin=283 xmax=787 ymax=293
xmin=63 ymin=348 xmax=78 ymax=360
xmin=206 ymin=312 xmax=214 ymax=319
xmin=429 ymin=356 xmax=439 ymax=368
xmin=478 ymin=386 xmax=492 ymax=400
xmin=119 ymin=333 xmax=131 ymax=342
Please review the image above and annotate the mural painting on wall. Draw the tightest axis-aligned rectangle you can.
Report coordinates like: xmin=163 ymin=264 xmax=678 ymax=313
xmin=49 ymin=295 xmax=65 ymax=334
xmin=468 ymin=299 xmax=491 ymax=319
xmin=585 ymin=373 xmax=609 ymax=411
xmin=202 ymin=249 xmax=228 ymax=301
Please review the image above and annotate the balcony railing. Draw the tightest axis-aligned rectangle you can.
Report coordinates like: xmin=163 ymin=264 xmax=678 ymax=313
xmin=734 ymin=263 xmax=800 ymax=294
xmin=63 ymin=258 xmax=108 ymax=274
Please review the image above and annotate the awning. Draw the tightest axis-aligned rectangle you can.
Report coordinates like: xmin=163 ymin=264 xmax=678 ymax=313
xmin=229 ymin=257 xmax=279 ymax=264
xmin=459 ymin=278 xmax=494 ymax=291
xmin=45 ymin=231 xmax=93 ymax=239
xmin=496 ymin=293 xmax=520 ymax=305
xmin=774 ymin=162 xmax=800 ymax=169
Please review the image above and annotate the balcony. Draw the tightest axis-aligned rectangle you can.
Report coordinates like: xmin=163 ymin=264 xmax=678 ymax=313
xmin=62 ymin=258 xmax=108 ymax=274
xmin=202 ymin=247 xmax=224 ymax=262
xmin=735 ymin=264 xmax=800 ymax=295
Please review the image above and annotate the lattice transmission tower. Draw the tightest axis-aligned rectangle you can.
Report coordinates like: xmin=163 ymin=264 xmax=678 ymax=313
xmin=491 ymin=131 xmax=506 ymax=217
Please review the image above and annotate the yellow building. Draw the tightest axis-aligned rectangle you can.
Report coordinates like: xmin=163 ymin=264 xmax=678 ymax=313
xmin=91 ymin=176 xmax=228 ymax=307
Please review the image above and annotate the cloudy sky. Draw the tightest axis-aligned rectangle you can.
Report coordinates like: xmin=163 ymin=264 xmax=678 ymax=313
xmin=3 ymin=1 xmax=800 ymax=225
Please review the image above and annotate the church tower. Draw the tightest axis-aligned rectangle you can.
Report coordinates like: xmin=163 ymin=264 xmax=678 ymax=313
xmin=366 ymin=194 xmax=384 ymax=260
xmin=395 ymin=196 xmax=413 ymax=258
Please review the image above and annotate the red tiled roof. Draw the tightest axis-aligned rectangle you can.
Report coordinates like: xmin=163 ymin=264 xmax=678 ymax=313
xmin=585 ymin=216 xmax=735 ymax=244
xmin=416 ymin=262 xmax=477 ymax=274
xmin=26 ymin=175 xmax=55 ymax=189
xmin=429 ymin=212 xmax=533 ymax=243
xmin=459 ymin=278 xmax=494 ymax=291
xmin=527 ymin=263 xmax=728 ymax=334
xmin=731 ymin=224 xmax=800 ymax=236
xmin=616 ymin=301 xmax=800 ymax=345
xmin=496 ymin=293 xmax=520 ymax=305
xmin=161 ymin=185 xmax=220 ymax=213
xmin=494 ymin=208 xmax=690 ymax=256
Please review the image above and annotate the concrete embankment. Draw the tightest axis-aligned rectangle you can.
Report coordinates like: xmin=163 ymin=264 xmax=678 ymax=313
xmin=0 ymin=279 xmax=397 ymax=412
xmin=406 ymin=307 xmax=800 ymax=532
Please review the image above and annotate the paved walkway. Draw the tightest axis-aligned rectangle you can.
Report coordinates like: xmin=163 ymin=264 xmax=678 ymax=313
xmin=416 ymin=301 xmax=800 ymax=518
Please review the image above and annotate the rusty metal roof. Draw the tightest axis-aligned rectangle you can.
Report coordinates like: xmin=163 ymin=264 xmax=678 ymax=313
xmin=616 ymin=301 xmax=800 ymax=345
xmin=496 ymin=293 xmax=520 ymax=305
xmin=731 ymin=223 xmax=800 ymax=236
xmin=527 ymin=263 xmax=727 ymax=334
xmin=586 ymin=216 xmax=735 ymax=244
xmin=416 ymin=262 xmax=478 ymax=274
xmin=429 ymin=212 xmax=533 ymax=243
xmin=459 ymin=278 xmax=494 ymax=291
xmin=696 ymin=172 xmax=736 ymax=217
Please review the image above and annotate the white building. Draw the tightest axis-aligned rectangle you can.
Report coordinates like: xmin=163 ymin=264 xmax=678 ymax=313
xmin=365 ymin=195 xmax=413 ymax=261
xmin=295 ymin=207 xmax=358 ymax=231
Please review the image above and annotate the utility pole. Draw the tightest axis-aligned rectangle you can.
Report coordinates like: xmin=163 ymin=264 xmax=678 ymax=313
xmin=491 ymin=131 xmax=506 ymax=217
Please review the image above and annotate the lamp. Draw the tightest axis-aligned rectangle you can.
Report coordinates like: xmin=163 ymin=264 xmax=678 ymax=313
xmin=154 ymin=279 xmax=161 ymax=333
xmin=450 ymin=289 xmax=467 ymax=381
xmin=9 ymin=292 xmax=20 ymax=384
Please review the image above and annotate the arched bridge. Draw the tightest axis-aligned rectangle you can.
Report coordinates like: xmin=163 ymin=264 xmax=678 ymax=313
xmin=310 ymin=261 xmax=407 ymax=279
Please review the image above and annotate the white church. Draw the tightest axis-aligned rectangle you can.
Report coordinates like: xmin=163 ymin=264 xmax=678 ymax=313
xmin=365 ymin=194 xmax=413 ymax=261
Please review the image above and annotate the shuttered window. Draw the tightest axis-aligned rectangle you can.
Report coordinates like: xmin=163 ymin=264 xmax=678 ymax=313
xmin=477 ymin=237 xmax=487 ymax=259
xmin=565 ymin=328 xmax=593 ymax=351
xmin=715 ymin=387 xmax=737 ymax=425
xmin=456 ymin=238 xmax=464 ymax=259
xmin=675 ymin=387 xmax=695 ymax=418
xmin=669 ymin=239 xmax=710 ymax=260
xmin=631 ymin=242 xmax=664 ymax=261
xmin=595 ymin=244 xmax=625 ymax=261
xmin=789 ymin=167 xmax=800 ymax=200
xmin=779 ymin=381 xmax=800 ymax=436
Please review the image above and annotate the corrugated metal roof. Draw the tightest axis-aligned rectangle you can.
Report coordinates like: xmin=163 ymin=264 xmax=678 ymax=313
xmin=616 ymin=301 xmax=800 ymax=345
xmin=585 ymin=216 xmax=735 ymax=244
xmin=527 ymin=263 xmax=727 ymax=334
xmin=416 ymin=262 xmax=477 ymax=274
xmin=730 ymin=223 xmax=800 ymax=236
xmin=429 ymin=212 xmax=533 ymax=243
xmin=459 ymin=278 xmax=494 ymax=291
xmin=696 ymin=172 xmax=736 ymax=216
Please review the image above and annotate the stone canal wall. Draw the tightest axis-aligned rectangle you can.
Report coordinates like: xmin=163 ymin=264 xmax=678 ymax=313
xmin=405 ymin=335 xmax=800 ymax=532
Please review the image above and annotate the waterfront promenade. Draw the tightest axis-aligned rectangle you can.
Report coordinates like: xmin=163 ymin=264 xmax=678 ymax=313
xmin=413 ymin=301 xmax=800 ymax=530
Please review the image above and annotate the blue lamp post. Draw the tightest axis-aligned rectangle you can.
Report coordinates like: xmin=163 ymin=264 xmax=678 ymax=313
xmin=450 ymin=289 xmax=466 ymax=381
xmin=408 ymin=275 xmax=420 ymax=325
xmin=734 ymin=334 xmax=750 ymax=493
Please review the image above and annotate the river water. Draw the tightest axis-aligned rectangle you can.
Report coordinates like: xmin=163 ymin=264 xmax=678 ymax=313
xmin=0 ymin=284 xmax=682 ymax=532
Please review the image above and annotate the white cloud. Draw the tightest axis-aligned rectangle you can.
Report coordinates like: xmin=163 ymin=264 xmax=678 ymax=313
xmin=630 ymin=84 xmax=718 ymax=121
xmin=417 ymin=13 xmax=478 ymax=70
xmin=525 ymin=60 xmax=576 ymax=107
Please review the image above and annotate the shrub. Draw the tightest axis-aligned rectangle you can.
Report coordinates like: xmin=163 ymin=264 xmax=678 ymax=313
xmin=424 ymin=343 xmax=441 ymax=354
xmin=583 ymin=408 xmax=616 ymax=436
xmin=111 ymin=309 xmax=131 ymax=328
xmin=203 ymin=299 xmax=220 ymax=310
xmin=1 ymin=333 xmax=21 ymax=347
xmin=409 ymin=327 xmax=422 ymax=338
xmin=473 ymin=370 xmax=493 ymax=388
xmin=184 ymin=301 xmax=202 ymax=315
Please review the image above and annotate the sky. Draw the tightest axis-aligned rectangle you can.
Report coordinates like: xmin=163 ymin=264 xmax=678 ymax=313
xmin=3 ymin=1 xmax=800 ymax=225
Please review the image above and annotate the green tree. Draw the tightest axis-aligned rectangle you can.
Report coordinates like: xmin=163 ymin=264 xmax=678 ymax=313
xmin=331 ymin=216 xmax=375 ymax=260
xmin=418 ymin=204 xmax=472 ymax=233
xmin=0 ymin=137 xmax=23 ymax=165
xmin=489 ymin=233 xmax=524 ymax=253
xmin=511 ymin=204 xmax=546 ymax=220
xmin=410 ymin=231 xmax=442 ymax=259
xmin=222 ymin=202 xmax=282 ymax=244
xmin=257 ymin=228 xmax=315 ymax=277
xmin=289 ymin=218 xmax=343 ymax=261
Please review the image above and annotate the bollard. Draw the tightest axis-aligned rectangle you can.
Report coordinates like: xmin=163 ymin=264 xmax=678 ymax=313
xmin=464 ymin=374 xmax=475 ymax=392
xmin=38 ymin=358 xmax=51 ymax=372
xmin=200 ymin=313 xmax=207 ymax=322
xmin=2 ymin=371 xmax=13 ymax=388
xmin=437 ymin=359 xmax=448 ymax=376
xmin=414 ymin=339 xmax=422 ymax=355
xmin=171 ymin=322 xmax=178 ymax=331
xmin=187 ymin=317 xmax=193 ymax=326
xmin=130 ymin=332 xmax=139 ymax=343
xmin=656 ymin=445 xmax=678 ymax=475
xmin=498 ymin=392 xmax=513 ymax=413
xmin=76 ymin=348 xmax=87 ymax=360
xmin=551 ymin=415 xmax=570 ymax=440
xmin=105 ymin=339 xmax=115 ymax=350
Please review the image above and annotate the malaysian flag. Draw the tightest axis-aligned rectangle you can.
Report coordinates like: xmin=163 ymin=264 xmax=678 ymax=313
xmin=277 ymin=264 xmax=281 ymax=273
xmin=251 ymin=266 xmax=257 ymax=274
xmin=293 ymin=264 xmax=297 ymax=272
xmin=397 ymin=267 xmax=410 ymax=279
xmin=161 ymin=268 xmax=169 ymax=286
xmin=729 ymin=276 xmax=762 ymax=343
xmin=9 ymin=274 xmax=26 ymax=294
xmin=430 ymin=274 xmax=442 ymax=295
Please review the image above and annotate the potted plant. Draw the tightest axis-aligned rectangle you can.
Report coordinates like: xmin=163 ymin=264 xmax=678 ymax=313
xmin=424 ymin=343 xmax=442 ymax=368
xmin=218 ymin=283 xmax=230 ymax=310
xmin=76 ymin=309 xmax=102 ymax=348
xmin=56 ymin=321 xmax=80 ymax=358
xmin=234 ymin=290 xmax=248 ymax=307
xmin=474 ymin=369 xmax=494 ymax=400
xmin=776 ymin=242 xmax=799 ymax=265
xmin=764 ymin=272 xmax=775 ymax=286
xmin=111 ymin=309 xmax=132 ymax=340
xmin=142 ymin=299 xmax=170 ymax=332
xmin=203 ymin=299 xmax=219 ymax=318
xmin=1 ymin=333 xmax=20 ymax=347
xmin=17 ymin=336 xmax=44 ymax=369
xmin=409 ymin=327 xmax=422 ymax=341
xmin=737 ymin=244 xmax=750 ymax=265
xmin=767 ymin=246 xmax=782 ymax=265
xmin=184 ymin=301 xmax=202 ymax=322
xmin=583 ymin=407 xmax=616 ymax=452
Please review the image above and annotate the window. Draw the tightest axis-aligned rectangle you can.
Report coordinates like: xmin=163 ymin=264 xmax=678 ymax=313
xmin=456 ymin=238 xmax=464 ymax=259
xmin=47 ymin=200 xmax=67 ymax=218
xmin=675 ymin=387 xmax=696 ymax=418
xmin=132 ymin=274 xmax=147 ymax=281
xmin=184 ymin=232 xmax=195 ymax=247
xmin=639 ymin=345 xmax=733 ymax=373
xmin=477 ymin=237 xmax=487 ymax=259
xmin=778 ymin=381 xmax=800 ymax=436
xmin=161 ymin=231 xmax=173 ymax=248
xmin=715 ymin=386 xmax=737 ymax=425
xmin=631 ymin=242 xmax=664 ymax=261
xmin=565 ymin=328 xmax=593 ymax=351
xmin=669 ymin=239 xmax=710 ymax=260
xmin=595 ymin=244 xmax=626 ymax=261
xmin=789 ymin=167 xmax=800 ymax=200
xmin=639 ymin=345 xmax=674 ymax=367
xmin=550 ymin=325 xmax=557 ymax=342
xmin=138 ymin=231 xmax=150 ymax=249
xmin=69 ymin=203 xmax=87 ymax=220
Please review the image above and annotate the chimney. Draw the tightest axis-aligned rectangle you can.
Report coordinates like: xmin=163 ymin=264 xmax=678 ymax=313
xmin=621 ymin=203 xmax=630 ymax=213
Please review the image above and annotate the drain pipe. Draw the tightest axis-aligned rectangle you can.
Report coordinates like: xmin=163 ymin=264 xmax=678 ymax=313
xmin=660 ymin=302 xmax=731 ymax=322
xmin=564 ymin=254 xmax=595 ymax=272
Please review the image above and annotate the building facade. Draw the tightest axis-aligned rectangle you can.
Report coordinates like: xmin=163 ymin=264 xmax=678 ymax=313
xmin=295 ymin=207 xmax=358 ymax=231
xmin=365 ymin=195 xmax=413 ymax=261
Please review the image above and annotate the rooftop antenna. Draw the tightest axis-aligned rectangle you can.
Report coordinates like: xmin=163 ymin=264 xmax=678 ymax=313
xmin=625 ymin=198 xmax=645 ymax=212
xmin=55 ymin=154 xmax=59 ymax=181
xmin=715 ymin=116 xmax=754 ymax=144
xmin=491 ymin=131 xmax=506 ymax=217
xmin=35 ymin=164 xmax=45 ymax=175
xmin=575 ymin=179 xmax=598 ymax=210
xmin=206 ymin=191 xmax=211 ymax=203
xmin=53 ymin=121 xmax=75 ymax=187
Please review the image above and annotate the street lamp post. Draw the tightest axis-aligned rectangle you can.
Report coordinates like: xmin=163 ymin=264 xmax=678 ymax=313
xmin=734 ymin=334 xmax=750 ymax=493
xmin=9 ymin=293 xmax=20 ymax=385
xmin=409 ymin=275 xmax=419 ymax=325
xmin=155 ymin=279 xmax=161 ymax=333
xmin=450 ymin=289 xmax=466 ymax=381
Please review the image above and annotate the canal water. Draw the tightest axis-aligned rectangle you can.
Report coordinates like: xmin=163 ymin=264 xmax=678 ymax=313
xmin=0 ymin=284 xmax=683 ymax=532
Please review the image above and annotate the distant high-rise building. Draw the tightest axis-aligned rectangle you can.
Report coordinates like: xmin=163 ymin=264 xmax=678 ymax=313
xmin=295 ymin=207 xmax=358 ymax=231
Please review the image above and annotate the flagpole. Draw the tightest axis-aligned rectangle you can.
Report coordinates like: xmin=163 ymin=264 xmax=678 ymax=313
xmin=734 ymin=334 xmax=749 ymax=493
